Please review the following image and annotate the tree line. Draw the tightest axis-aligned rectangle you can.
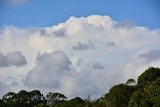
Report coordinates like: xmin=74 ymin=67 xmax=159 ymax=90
xmin=0 ymin=67 xmax=160 ymax=107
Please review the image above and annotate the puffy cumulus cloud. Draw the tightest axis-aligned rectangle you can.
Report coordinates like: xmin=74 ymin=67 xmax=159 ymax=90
xmin=0 ymin=51 xmax=27 ymax=67
xmin=0 ymin=15 xmax=160 ymax=98
xmin=25 ymin=51 xmax=71 ymax=88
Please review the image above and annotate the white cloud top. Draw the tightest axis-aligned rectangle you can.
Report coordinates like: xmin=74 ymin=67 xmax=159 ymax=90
xmin=0 ymin=15 xmax=160 ymax=98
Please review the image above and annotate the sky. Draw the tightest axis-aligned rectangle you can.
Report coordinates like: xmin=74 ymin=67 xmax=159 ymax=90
xmin=0 ymin=0 xmax=160 ymax=29
xmin=0 ymin=0 xmax=160 ymax=99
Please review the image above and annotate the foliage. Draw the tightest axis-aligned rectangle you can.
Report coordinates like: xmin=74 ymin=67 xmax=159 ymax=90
xmin=46 ymin=92 xmax=67 ymax=106
xmin=29 ymin=90 xmax=46 ymax=106
xmin=0 ymin=99 xmax=7 ymax=107
xmin=137 ymin=67 xmax=160 ymax=85
xmin=129 ymin=77 xmax=160 ymax=107
xmin=53 ymin=97 xmax=86 ymax=107
xmin=2 ymin=90 xmax=46 ymax=107
xmin=126 ymin=79 xmax=136 ymax=86
xmin=34 ymin=103 xmax=49 ymax=107
xmin=103 ymin=84 xmax=135 ymax=107
xmin=92 ymin=99 xmax=107 ymax=107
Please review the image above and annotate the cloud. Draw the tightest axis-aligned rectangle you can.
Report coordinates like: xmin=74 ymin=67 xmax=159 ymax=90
xmin=0 ymin=51 xmax=27 ymax=67
xmin=105 ymin=41 xmax=116 ymax=47
xmin=73 ymin=40 xmax=96 ymax=51
xmin=25 ymin=51 xmax=71 ymax=88
xmin=0 ymin=52 xmax=9 ymax=67
xmin=92 ymin=63 xmax=105 ymax=70
xmin=6 ymin=51 xmax=27 ymax=66
xmin=0 ymin=15 xmax=160 ymax=98
xmin=52 ymin=29 xmax=67 ymax=37
xmin=139 ymin=49 xmax=160 ymax=62
xmin=116 ymin=20 xmax=136 ymax=29
xmin=0 ymin=81 xmax=9 ymax=97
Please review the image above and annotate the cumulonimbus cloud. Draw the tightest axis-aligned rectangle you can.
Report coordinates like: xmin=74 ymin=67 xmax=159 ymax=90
xmin=0 ymin=15 xmax=160 ymax=98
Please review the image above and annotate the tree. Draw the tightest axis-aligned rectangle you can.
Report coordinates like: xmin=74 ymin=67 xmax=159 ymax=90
xmin=92 ymin=99 xmax=106 ymax=107
xmin=0 ymin=99 xmax=7 ymax=107
xmin=15 ymin=90 xmax=30 ymax=106
xmin=126 ymin=79 xmax=136 ymax=86
xmin=2 ymin=90 xmax=30 ymax=107
xmin=144 ymin=77 xmax=160 ymax=107
xmin=54 ymin=97 xmax=86 ymax=107
xmin=128 ymin=88 xmax=150 ymax=107
xmin=46 ymin=92 xmax=67 ymax=106
xmin=2 ymin=92 xmax=15 ymax=101
xmin=34 ymin=103 xmax=49 ymax=107
xmin=2 ymin=92 xmax=17 ymax=107
xmin=103 ymin=84 xmax=135 ymax=107
xmin=29 ymin=90 xmax=46 ymax=106
xmin=129 ymin=77 xmax=160 ymax=107
xmin=2 ymin=90 xmax=46 ymax=107
xmin=68 ymin=97 xmax=85 ymax=104
xmin=137 ymin=67 xmax=160 ymax=85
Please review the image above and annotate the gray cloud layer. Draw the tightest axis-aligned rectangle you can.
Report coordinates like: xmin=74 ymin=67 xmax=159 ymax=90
xmin=0 ymin=51 xmax=27 ymax=67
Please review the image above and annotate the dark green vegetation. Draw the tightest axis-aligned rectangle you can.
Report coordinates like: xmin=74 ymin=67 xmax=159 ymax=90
xmin=0 ymin=67 xmax=160 ymax=107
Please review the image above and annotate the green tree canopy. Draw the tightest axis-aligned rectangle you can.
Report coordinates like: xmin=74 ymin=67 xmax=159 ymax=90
xmin=0 ymin=99 xmax=7 ymax=107
xmin=137 ymin=67 xmax=160 ymax=85
xmin=46 ymin=92 xmax=67 ymax=106
xmin=129 ymin=77 xmax=160 ymax=107
xmin=103 ymin=84 xmax=135 ymax=107
xmin=2 ymin=90 xmax=46 ymax=107
xmin=126 ymin=79 xmax=136 ymax=86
